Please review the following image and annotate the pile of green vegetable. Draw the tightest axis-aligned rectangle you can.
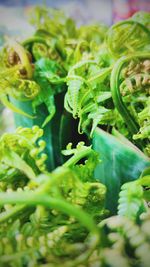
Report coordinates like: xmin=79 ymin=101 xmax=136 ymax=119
xmin=0 ymin=6 xmax=150 ymax=267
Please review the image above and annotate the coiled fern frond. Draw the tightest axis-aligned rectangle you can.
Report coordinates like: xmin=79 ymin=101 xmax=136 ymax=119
xmin=118 ymin=169 xmax=150 ymax=221
xmin=99 ymin=212 xmax=150 ymax=267
xmin=0 ymin=125 xmax=47 ymax=185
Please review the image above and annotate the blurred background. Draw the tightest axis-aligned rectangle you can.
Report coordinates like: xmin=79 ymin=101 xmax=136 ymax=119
xmin=0 ymin=0 xmax=150 ymax=134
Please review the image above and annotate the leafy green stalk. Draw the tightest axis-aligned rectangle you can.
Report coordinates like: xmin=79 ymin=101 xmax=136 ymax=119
xmin=118 ymin=168 xmax=150 ymax=221
xmin=0 ymin=192 xmax=98 ymax=235
xmin=110 ymin=52 xmax=150 ymax=150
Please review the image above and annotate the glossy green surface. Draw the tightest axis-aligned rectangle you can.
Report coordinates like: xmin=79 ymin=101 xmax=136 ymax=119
xmin=92 ymin=127 xmax=150 ymax=214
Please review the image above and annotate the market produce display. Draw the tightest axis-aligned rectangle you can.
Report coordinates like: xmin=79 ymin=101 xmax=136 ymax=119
xmin=0 ymin=6 xmax=149 ymax=267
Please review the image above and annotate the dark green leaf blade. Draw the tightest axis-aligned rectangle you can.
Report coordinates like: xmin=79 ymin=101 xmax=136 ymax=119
xmin=92 ymin=127 xmax=150 ymax=214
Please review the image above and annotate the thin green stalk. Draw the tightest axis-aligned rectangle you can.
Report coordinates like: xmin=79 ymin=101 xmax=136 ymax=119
xmin=0 ymin=190 xmax=100 ymax=266
xmin=0 ymin=192 xmax=98 ymax=235
xmin=22 ymin=36 xmax=49 ymax=47
xmin=63 ymin=148 xmax=92 ymax=167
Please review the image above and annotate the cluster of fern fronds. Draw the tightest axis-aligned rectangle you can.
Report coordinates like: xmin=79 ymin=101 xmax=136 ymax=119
xmin=0 ymin=6 xmax=150 ymax=267
xmin=0 ymin=7 xmax=149 ymax=154
xmin=0 ymin=126 xmax=149 ymax=267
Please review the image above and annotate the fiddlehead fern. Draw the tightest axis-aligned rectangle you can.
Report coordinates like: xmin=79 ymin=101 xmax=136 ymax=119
xmin=118 ymin=181 xmax=147 ymax=222
xmin=0 ymin=125 xmax=47 ymax=184
xmin=118 ymin=169 xmax=150 ymax=222
xmin=0 ymin=136 xmax=108 ymax=267
xmin=0 ymin=42 xmax=41 ymax=117
xmin=106 ymin=18 xmax=150 ymax=58
xmin=110 ymin=53 xmax=150 ymax=153
xmin=65 ymin=60 xmax=112 ymax=136
xmin=99 ymin=213 xmax=150 ymax=267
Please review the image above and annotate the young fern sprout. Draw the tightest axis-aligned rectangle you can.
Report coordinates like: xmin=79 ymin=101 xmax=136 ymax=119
xmin=0 ymin=196 xmax=100 ymax=267
xmin=64 ymin=60 xmax=112 ymax=136
xmin=22 ymin=35 xmax=49 ymax=48
xmin=0 ymin=191 xmax=99 ymax=235
xmin=118 ymin=168 xmax=150 ymax=221
xmin=22 ymin=32 xmax=52 ymax=62
xmin=0 ymin=8 xmax=150 ymax=267
xmin=99 ymin=213 xmax=150 ymax=267
xmin=0 ymin=41 xmax=41 ymax=118
xmin=110 ymin=52 xmax=150 ymax=152
xmin=0 ymin=138 xmax=106 ymax=266
xmin=0 ymin=125 xmax=47 ymax=181
xmin=8 ymin=40 xmax=33 ymax=79
xmin=106 ymin=19 xmax=150 ymax=58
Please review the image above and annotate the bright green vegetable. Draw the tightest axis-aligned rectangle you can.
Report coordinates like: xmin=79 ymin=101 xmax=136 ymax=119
xmin=118 ymin=167 xmax=150 ymax=221
xmin=0 ymin=126 xmax=149 ymax=267
xmin=0 ymin=5 xmax=108 ymax=123
xmin=110 ymin=52 xmax=150 ymax=152
xmin=0 ymin=125 xmax=47 ymax=182
xmin=0 ymin=7 xmax=108 ymax=172
xmin=0 ymin=128 xmax=106 ymax=266
xmin=99 ymin=211 xmax=150 ymax=267
xmin=1 ymin=8 xmax=149 ymax=155
xmin=0 ymin=7 xmax=150 ymax=267
xmin=106 ymin=16 xmax=150 ymax=58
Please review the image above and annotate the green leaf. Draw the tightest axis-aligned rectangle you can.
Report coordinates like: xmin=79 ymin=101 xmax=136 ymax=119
xmin=92 ymin=127 xmax=150 ymax=214
xmin=33 ymin=58 xmax=66 ymax=126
